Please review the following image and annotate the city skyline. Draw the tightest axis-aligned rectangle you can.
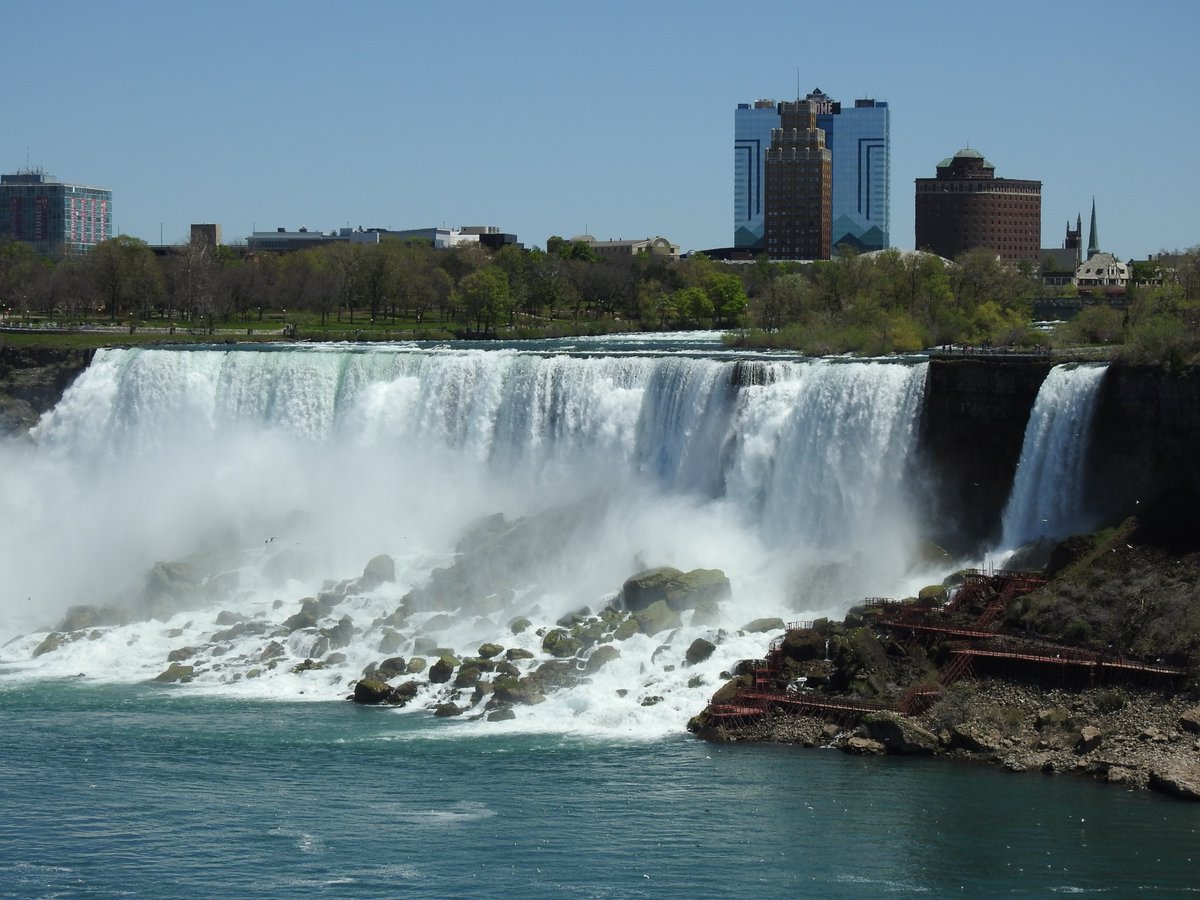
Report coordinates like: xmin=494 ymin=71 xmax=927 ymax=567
xmin=2 ymin=0 xmax=1195 ymax=260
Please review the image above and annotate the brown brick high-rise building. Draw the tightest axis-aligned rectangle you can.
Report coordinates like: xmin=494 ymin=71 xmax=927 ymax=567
xmin=914 ymin=149 xmax=1041 ymax=263
xmin=764 ymin=100 xmax=832 ymax=260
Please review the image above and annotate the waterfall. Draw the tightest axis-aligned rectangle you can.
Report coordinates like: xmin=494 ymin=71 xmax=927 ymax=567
xmin=999 ymin=363 xmax=1108 ymax=549
xmin=0 ymin=340 xmax=936 ymax=732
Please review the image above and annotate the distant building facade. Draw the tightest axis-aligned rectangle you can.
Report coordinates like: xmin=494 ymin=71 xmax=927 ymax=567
xmin=0 ymin=168 xmax=112 ymax=256
xmin=914 ymin=149 xmax=1041 ymax=263
xmin=571 ymin=235 xmax=681 ymax=259
xmin=735 ymin=89 xmax=890 ymax=254
xmin=247 ymin=225 xmax=520 ymax=253
xmin=764 ymin=100 xmax=832 ymax=260
xmin=810 ymin=90 xmax=890 ymax=252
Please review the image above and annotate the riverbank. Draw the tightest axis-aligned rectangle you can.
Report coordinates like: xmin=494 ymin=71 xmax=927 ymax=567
xmin=697 ymin=678 xmax=1200 ymax=800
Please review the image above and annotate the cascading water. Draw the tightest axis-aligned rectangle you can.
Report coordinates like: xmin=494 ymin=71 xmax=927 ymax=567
xmin=0 ymin=338 xmax=937 ymax=735
xmin=999 ymin=363 xmax=1108 ymax=550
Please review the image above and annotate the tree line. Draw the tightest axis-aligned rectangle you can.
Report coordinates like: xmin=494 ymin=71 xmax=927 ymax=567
xmin=0 ymin=234 xmax=1197 ymax=360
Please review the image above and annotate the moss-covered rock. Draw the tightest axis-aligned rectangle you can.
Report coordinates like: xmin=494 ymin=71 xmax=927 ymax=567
xmin=541 ymin=628 xmax=583 ymax=658
xmin=154 ymin=662 xmax=195 ymax=684
xmin=509 ymin=617 xmax=532 ymax=635
xmin=32 ymin=632 xmax=64 ymax=658
xmin=612 ymin=618 xmax=640 ymax=641
xmin=477 ymin=642 xmax=504 ymax=659
xmin=621 ymin=566 xmax=732 ymax=612
xmin=505 ymin=647 xmax=534 ymax=661
xmin=742 ymin=617 xmax=785 ymax=634
xmin=584 ymin=645 xmax=621 ymax=674
xmin=376 ymin=656 xmax=408 ymax=679
xmin=632 ymin=599 xmax=681 ymax=637
xmin=428 ymin=655 xmax=459 ymax=684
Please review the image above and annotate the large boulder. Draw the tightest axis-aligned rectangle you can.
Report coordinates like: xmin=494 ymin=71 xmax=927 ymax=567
xmin=32 ymin=633 xmax=64 ymax=658
xmin=742 ymin=617 xmax=785 ymax=634
xmin=860 ymin=712 xmax=938 ymax=755
xmin=282 ymin=599 xmax=321 ymax=633
xmin=428 ymin=655 xmax=459 ymax=684
xmin=541 ymin=629 xmax=582 ymax=659
xmin=780 ymin=628 xmax=824 ymax=663
xmin=685 ymin=638 xmax=716 ymax=666
xmin=154 ymin=662 xmax=195 ymax=684
xmin=360 ymin=555 xmax=396 ymax=589
xmin=584 ymin=645 xmax=621 ymax=674
xmin=621 ymin=567 xmax=732 ymax=613
xmin=632 ymin=600 xmax=681 ymax=637
xmin=1150 ymin=765 xmax=1200 ymax=801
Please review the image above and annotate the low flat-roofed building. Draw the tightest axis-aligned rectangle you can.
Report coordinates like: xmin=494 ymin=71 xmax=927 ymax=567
xmin=572 ymin=235 xmax=681 ymax=260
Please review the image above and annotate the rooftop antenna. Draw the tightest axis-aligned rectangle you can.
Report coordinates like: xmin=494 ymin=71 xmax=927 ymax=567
xmin=796 ymin=68 xmax=800 ymax=102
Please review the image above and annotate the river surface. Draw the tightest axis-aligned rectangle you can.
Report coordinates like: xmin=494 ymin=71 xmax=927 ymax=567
xmin=2 ymin=680 xmax=1198 ymax=898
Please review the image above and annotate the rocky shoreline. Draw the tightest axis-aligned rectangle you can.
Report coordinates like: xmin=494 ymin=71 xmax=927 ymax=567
xmin=695 ymin=677 xmax=1200 ymax=801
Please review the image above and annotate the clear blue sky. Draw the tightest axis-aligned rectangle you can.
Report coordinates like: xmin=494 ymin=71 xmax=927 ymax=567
xmin=4 ymin=0 xmax=1195 ymax=259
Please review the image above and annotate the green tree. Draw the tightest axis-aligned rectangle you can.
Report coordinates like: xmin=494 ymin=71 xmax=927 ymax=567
xmin=87 ymin=235 xmax=163 ymax=320
xmin=455 ymin=266 xmax=511 ymax=333
xmin=703 ymin=272 xmax=749 ymax=327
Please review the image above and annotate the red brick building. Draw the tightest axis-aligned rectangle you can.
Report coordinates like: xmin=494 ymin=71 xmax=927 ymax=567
xmin=915 ymin=149 xmax=1041 ymax=263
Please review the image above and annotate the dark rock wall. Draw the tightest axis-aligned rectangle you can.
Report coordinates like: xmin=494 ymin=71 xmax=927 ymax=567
xmin=917 ymin=358 xmax=1200 ymax=556
xmin=0 ymin=345 xmax=95 ymax=434
xmin=1087 ymin=366 xmax=1200 ymax=546
xmin=915 ymin=357 xmax=1054 ymax=554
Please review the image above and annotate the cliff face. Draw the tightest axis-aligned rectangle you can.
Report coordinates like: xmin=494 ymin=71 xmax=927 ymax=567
xmin=1087 ymin=367 xmax=1200 ymax=548
xmin=0 ymin=345 xmax=94 ymax=435
xmin=916 ymin=357 xmax=1054 ymax=554
xmin=917 ymin=358 xmax=1200 ymax=556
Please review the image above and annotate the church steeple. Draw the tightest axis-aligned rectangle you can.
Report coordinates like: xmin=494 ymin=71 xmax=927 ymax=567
xmin=1087 ymin=197 xmax=1099 ymax=258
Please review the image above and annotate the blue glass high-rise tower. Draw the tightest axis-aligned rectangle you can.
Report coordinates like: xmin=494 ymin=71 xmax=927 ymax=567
xmin=734 ymin=90 xmax=890 ymax=253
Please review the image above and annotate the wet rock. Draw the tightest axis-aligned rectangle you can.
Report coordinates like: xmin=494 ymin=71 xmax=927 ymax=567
xmin=632 ymin=599 xmax=681 ymax=637
xmin=406 ymin=657 xmax=427 ymax=674
xmin=434 ymin=702 xmax=463 ymax=718
xmin=488 ymin=707 xmax=517 ymax=722
xmin=621 ymin=567 xmax=732 ymax=613
xmin=612 ymin=618 xmax=640 ymax=641
xmin=376 ymin=657 xmax=408 ymax=680
xmin=378 ymin=629 xmax=404 ymax=655
xmin=585 ymin=645 xmax=621 ymax=674
xmin=428 ymin=655 xmax=458 ymax=684
xmin=353 ymin=677 xmax=405 ymax=705
xmin=741 ymin=617 xmax=785 ymax=634
xmin=844 ymin=736 xmax=886 ymax=755
xmin=640 ymin=695 xmax=664 ymax=707
xmin=32 ymin=633 xmax=63 ymax=658
xmin=505 ymin=648 xmax=534 ymax=661
xmin=780 ymin=629 xmax=824 ymax=663
xmin=860 ymin=712 xmax=938 ymax=755
xmin=454 ymin=667 xmax=482 ymax=689
xmin=167 ymin=646 xmax=199 ymax=663
xmin=154 ymin=662 xmax=195 ymax=684
xmin=321 ymin=616 xmax=355 ymax=651
xmin=541 ymin=628 xmax=582 ymax=658
xmin=477 ymin=642 xmax=504 ymax=659
xmin=282 ymin=599 xmax=320 ymax=633
xmin=325 ymin=652 xmax=347 ymax=666
xmin=509 ymin=617 xmax=532 ymax=635
xmin=360 ymin=554 xmax=396 ymax=589
xmin=685 ymin=638 xmax=716 ymax=666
